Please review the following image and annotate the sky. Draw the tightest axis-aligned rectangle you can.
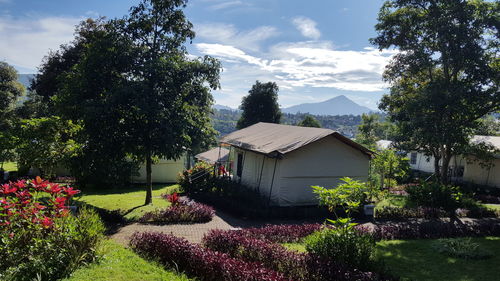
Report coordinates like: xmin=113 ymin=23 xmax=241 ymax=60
xmin=0 ymin=0 xmax=394 ymax=110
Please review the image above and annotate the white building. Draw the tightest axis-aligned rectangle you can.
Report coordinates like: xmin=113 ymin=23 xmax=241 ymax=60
xmin=219 ymin=122 xmax=373 ymax=206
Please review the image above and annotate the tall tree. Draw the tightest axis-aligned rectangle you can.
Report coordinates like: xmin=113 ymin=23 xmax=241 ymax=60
xmin=298 ymin=115 xmax=321 ymax=128
xmin=356 ymin=113 xmax=381 ymax=149
xmin=122 ymin=0 xmax=220 ymax=204
xmin=237 ymin=81 xmax=281 ymax=129
xmin=372 ymin=0 xmax=500 ymax=182
xmin=0 ymin=62 xmax=24 ymax=167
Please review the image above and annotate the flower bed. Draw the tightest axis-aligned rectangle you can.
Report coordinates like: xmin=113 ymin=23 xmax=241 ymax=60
xmin=375 ymin=206 xmax=499 ymax=220
xmin=130 ymin=231 xmax=287 ymax=281
xmin=235 ymin=223 xmax=323 ymax=243
xmin=139 ymin=193 xmax=215 ymax=224
xmin=202 ymin=229 xmax=379 ymax=281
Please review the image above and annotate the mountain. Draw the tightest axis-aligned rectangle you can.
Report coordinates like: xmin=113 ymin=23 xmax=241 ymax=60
xmin=17 ymin=74 xmax=35 ymax=89
xmin=282 ymin=95 xmax=373 ymax=116
xmin=213 ymin=104 xmax=237 ymax=111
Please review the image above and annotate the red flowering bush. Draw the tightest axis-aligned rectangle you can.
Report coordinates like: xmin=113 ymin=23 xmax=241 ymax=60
xmin=0 ymin=177 xmax=104 ymax=281
xmin=130 ymin=231 xmax=287 ymax=281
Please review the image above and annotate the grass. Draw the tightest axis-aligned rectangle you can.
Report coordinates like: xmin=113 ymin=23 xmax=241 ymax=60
xmin=74 ymin=184 xmax=180 ymax=220
xmin=64 ymin=239 xmax=190 ymax=281
xmin=485 ymin=204 xmax=500 ymax=211
xmin=1 ymin=161 xmax=17 ymax=172
xmin=375 ymin=237 xmax=500 ymax=281
xmin=283 ymin=237 xmax=500 ymax=281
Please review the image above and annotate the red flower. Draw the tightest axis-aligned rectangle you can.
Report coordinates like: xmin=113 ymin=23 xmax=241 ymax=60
xmin=54 ymin=197 xmax=67 ymax=208
xmin=63 ymin=186 xmax=80 ymax=197
xmin=167 ymin=192 xmax=181 ymax=205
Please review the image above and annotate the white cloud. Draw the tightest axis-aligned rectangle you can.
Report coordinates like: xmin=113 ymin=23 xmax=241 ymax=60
xmin=292 ymin=16 xmax=321 ymax=40
xmin=195 ymin=23 xmax=278 ymax=51
xmin=209 ymin=0 xmax=245 ymax=10
xmin=0 ymin=15 xmax=80 ymax=72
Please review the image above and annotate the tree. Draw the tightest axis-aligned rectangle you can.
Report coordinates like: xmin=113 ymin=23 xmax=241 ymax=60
xmin=371 ymin=0 xmax=500 ymax=182
xmin=356 ymin=113 xmax=381 ymax=149
xmin=15 ymin=117 xmax=80 ymax=178
xmin=237 ymin=81 xmax=281 ymax=129
xmin=0 ymin=62 xmax=24 ymax=168
xmin=298 ymin=115 xmax=321 ymax=128
xmin=474 ymin=115 xmax=500 ymax=136
xmin=370 ymin=149 xmax=409 ymax=189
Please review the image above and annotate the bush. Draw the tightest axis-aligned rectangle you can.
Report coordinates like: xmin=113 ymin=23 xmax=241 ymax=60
xmin=0 ymin=178 xmax=105 ymax=281
xmin=237 ymin=223 xmax=323 ymax=243
xmin=177 ymin=161 xmax=213 ymax=193
xmin=375 ymin=206 xmax=446 ymax=219
xmin=130 ymin=231 xmax=287 ymax=281
xmin=305 ymin=224 xmax=376 ymax=271
xmin=202 ymin=229 xmax=379 ymax=281
xmin=432 ymin=237 xmax=493 ymax=260
xmin=406 ymin=182 xmax=464 ymax=213
xmin=139 ymin=200 xmax=215 ymax=224
xmin=359 ymin=220 xmax=500 ymax=240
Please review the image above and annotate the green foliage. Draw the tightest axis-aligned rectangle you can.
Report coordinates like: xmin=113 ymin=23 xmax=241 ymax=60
xmin=177 ymin=161 xmax=214 ymax=193
xmin=305 ymin=223 xmax=376 ymax=271
xmin=372 ymin=0 xmax=500 ymax=182
xmin=432 ymin=237 xmax=493 ymax=260
xmin=0 ymin=207 xmax=105 ymax=281
xmin=356 ymin=113 xmax=380 ymax=149
xmin=312 ymin=177 xmax=373 ymax=219
xmin=297 ymin=115 xmax=321 ymax=128
xmin=406 ymin=182 xmax=464 ymax=215
xmin=14 ymin=116 xmax=80 ymax=178
xmin=236 ymin=81 xmax=281 ymax=129
xmin=370 ymin=149 xmax=410 ymax=189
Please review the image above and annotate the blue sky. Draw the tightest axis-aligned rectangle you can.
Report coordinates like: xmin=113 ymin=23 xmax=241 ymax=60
xmin=0 ymin=0 xmax=393 ymax=109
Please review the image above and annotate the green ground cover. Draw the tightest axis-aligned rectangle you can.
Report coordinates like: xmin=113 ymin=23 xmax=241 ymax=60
xmin=283 ymin=237 xmax=500 ymax=281
xmin=74 ymin=184 xmax=180 ymax=220
xmin=64 ymin=239 xmax=190 ymax=281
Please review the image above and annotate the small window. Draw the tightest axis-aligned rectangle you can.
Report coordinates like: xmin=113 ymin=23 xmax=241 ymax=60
xmin=237 ymin=153 xmax=243 ymax=177
xmin=410 ymin=152 xmax=417 ymax=165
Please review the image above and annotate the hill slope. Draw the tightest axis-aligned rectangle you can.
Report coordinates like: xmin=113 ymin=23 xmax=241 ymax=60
xmin=282 ymin=95 xmax=373 ymax=116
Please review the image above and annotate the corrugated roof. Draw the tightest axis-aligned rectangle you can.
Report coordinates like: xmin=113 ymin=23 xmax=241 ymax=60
xmin=220 ymin=122 xmax=372 ymax=157
xmin=195 ymin=147 xmax=229 ymax=164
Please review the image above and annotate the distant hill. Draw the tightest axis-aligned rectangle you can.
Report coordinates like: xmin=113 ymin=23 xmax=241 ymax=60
xmin=17 ymin=74 xmax=35 ymax=89
xmin=282 ymin=95 xmax=373 ymax=116
xmin=213 ymin=104 xmax=237 ymax=111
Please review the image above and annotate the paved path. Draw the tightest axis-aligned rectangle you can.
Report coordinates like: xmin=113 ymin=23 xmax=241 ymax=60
xmin=110 ymin=208 xmax=323 ymax=245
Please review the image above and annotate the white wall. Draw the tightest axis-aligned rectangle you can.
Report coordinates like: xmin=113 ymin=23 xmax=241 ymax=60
xmin=277 ymin=136 xmax=370 ymax=206
xmin=463 ymin=157 xmax=500 ymax=188
xmin=132 ymin=156 xmax=186 ymax=183
xmin=408 ymin=152 xmax=465 ymax=176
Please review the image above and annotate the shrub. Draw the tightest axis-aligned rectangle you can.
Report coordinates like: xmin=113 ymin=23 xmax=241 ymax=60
xmin=406 ymin=182 xmax=464 ymax=215
xmin=0 ymin=178 xmax=105 ymax=280
xmin=177 ymin=161 xmax=213 ymax=193
xmin=374 ymin=206 xmax=446 ymax=219
xmin=140 ymin=200 xmax=214 ymax=224
xmin=237 ymin=223 xmax=323 ymax=243
xmin=360 ymin=220 xmax=500 ymax=240
xmin=432 ymin=237 xmax=493 ymax=260
xmin=130 ymin=231 xmax=287 ymax=281
xmin=305 ymin=222 xmax=376 ymax=271
xmin=202 ymin=229 xmax=379 ymax=281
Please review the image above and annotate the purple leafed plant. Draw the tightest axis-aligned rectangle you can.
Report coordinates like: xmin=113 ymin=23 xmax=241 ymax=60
xmin=130 ymin=231 xmax=288 ymax=281
xmin=140 ymin=201 xmax=215 ymax=224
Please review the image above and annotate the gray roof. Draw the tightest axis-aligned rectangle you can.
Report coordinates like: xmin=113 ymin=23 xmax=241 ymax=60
xmin=195 ymin=147 xmax=229 ymax=164
xmin=220 ymin=122 xmax=372 ymax=157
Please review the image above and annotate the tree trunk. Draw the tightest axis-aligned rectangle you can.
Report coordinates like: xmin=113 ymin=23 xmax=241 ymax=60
xmin=433 ymin=156 xmax=441 ymax=181
xmin=145 ymin=152 xmax=153 ymax=205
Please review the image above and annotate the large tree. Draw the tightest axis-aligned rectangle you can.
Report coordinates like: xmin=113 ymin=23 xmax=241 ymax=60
xmin=298 ymin=115 xmax=321 ymax=128
xmin=372 ymin=0 xmax=500 ymax=182
xmin=0 ymin=62 xmax=24 ymax=167
xmin=237 ymin=81 xmax=281 ymax=129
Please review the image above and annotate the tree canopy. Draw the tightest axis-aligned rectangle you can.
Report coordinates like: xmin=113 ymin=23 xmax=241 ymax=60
xmin=297 ymin=115 xmax=321 ymax=128
xmin=237 ymin=81 xmax=282 ymax=129
xmin=372 ymin=0 xmax=500 ymax=182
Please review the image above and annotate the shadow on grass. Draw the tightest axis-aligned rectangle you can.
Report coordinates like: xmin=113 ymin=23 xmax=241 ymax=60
xmin=376 ymin=237 xmax=500 ymax=281
xmin=75 ymin=183 xmax=178 ymax=197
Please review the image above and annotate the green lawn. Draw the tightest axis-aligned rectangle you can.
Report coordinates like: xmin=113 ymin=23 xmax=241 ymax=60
xmin=485 ymin=204 xmax=500 ymax=211
xmin=375 ymin=193 xmax=408 ymax=208
xmin=74 ymin=184 xmax=180 ymax=220
xmin=64 ymin=239 xmax=190 ymax=281
xmin=376 ymin=237 xmax=500 ymax=281
xmin=283 ymin=237 xmax=500 ymax=281
xmin=1 ymin=161 xmax=17 ymax=172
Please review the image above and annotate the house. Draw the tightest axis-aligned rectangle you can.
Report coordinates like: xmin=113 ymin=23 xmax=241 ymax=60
xmin=132 ymin=155 xmax=190 ymax=183
xmin=195 ymin=147 xmax=230 ymax=164
xmin=219 ymin=122 xmax=373 ymax=207
xmin=382 ymin=135 xmax=500 ymax=188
